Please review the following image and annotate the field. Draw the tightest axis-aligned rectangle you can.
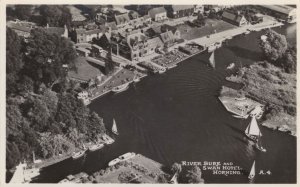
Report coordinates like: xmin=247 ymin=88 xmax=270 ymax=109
xmin=68 ymin=57 xmax=103 ymax=82
xmin=177 ymin=19 xmax=236 ymax=40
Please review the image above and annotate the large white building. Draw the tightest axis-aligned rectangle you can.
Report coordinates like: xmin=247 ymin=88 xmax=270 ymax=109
xmin=258 ymin=5 xmax=297 ymax=23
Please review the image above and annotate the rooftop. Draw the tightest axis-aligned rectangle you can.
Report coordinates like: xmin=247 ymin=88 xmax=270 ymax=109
xmin=115 ymin=13 xmax=130 ymax=25
xmin=148 ymin=7 xmax=167 ymax=15
xmin=171 ymin=5 xmax=194 ymax=12
xmin=260 ymin=5 xmax=296 ymax=15
xmin=222 ymin=11 xmax=245 ymax=23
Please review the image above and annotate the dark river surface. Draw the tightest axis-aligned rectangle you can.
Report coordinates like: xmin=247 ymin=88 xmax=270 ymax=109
xmin=34 ymin=23 xmax=296 ymax=183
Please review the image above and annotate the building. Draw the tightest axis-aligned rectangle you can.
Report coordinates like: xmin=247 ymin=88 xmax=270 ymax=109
xmin=194 ymin=5 xmax=204 ymax=14
xmin=76 ymin=47 xmax=91 ymax=57
xmin=45 ymin=24 xmax=68 ymax=38
xmin=6 ymin=20 xmax=35 ymax=38
xmin=114 ymin=13 xmax=131 ymax=28
xmin=222 ymin=11 xmax=248 ymax=26
xmin=258 ymin=5 xmax=296 ymax=23
xmin=160 ymin=31 xmax=176 ymax=48
xmin=160 ymin=24 xmax=181 ymax=40
xmin=71 ymin=28 xmax=103 ymax=43
xmin=165 ymin=5 xmax=194 ymax=19
xmin=113 ymin=31 xmax=163 ymax=61
xmin=148 ymin=7 xmax=168 ymax=22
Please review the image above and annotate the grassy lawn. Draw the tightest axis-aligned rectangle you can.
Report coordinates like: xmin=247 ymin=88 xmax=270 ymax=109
xmin=68 ymin=56 xmax=102 ymax=82
xmin=177 ymin=19 xmax=237 ymax=40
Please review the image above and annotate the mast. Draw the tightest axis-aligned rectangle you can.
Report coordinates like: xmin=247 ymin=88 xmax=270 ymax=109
xmin=248 ymin=161 xmax=255 ymax=179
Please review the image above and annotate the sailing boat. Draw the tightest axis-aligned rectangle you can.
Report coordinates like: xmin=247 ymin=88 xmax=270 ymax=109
xmin=245 ymin=117 xmax=267 ymax=152
xmin=248 ymin=161 xmax=255 ymax=180
xmin=245 ymin=117 xmax=261 ymax=142
xmin=112 ymin=119 xmax=119 ymax=135
xmin=208 ymin=51 xmax=215 ymax=69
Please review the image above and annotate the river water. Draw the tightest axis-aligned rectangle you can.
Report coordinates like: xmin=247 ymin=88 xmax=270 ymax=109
xmin=33 ymin=23 xmax=296 ymax=183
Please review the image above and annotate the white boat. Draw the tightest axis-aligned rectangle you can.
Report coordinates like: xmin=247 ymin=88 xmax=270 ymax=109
xmin=108 ymin=158 xmax=121 ymax=166
xmin=248 ymin=161 xmax=255 ymax=180
xmin=158 ymin=68 xmax=166 ymax=74
xmin=255 ymin=138 xmax=267 ymax=152
xmin=208 ymin=51 xmax=215 ymax=69
xmin=244 ymin=30 xmax=250 ymax=35
xmin=88 ymin=143 xmax=104 ymax=152
xmin=112 ymin=83 xmax=129 ymax=93
xmin=215 ymin=42 xmax=222 ymax=48
xmin=133 ymin=77 xmax=140 ymax=82
xmin=72 ymin=150 xmax=86 ymax=159
xmin=207 ymin=45 xmax=217 ymax=52
xmin=245 ymin=117 xmax=262 ymax=142
xmin=112 ymin=119 xmax=119 ymax=135
xmin=226 ymin=63 xmax=235 ymax=69
xmin=169 ymin=173 xmax=178 ymax=184
xmin=118 ymin=152 xmax=136 ymax=161
xmin=59 ymin=179 xmax=69 ymax=183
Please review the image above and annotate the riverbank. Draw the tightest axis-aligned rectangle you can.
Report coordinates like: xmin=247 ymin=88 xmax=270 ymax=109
xmin=84 ymin=15 xmax=283 ymax=104
xmin=226 ymin=61 xmax=296 ymax=136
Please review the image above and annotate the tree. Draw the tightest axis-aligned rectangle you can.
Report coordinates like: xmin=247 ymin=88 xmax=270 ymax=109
xmin=24 ymin=28 xmax=76 ymax=87
xmin=259 ymin=29 xmax=288 ymax=62
xmin=183 ymin=166 xmax=204 ymax=184
xmin=38 ymin=5 xmax=72 ymax=27
xmin=6 ymin=28 xmax=23 ymax=95
xmin=14 ymin=5 xmax=33 ymax=21
xmin=171 ymin=162 xmax=182 ymax=175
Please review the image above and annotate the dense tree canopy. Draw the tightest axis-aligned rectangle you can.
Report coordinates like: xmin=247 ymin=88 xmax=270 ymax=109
xmin=259 ymin=29 xmax=288 ymax=61
xmin=38 ymin=5 xmax=72 ymax=27
xmin=24 ymin=28 xmax=77 ymax=88
xmin=6 ymin=28 xmax=106 ymax=170
xmin=259 ymin=29 xmax=295 ymax=73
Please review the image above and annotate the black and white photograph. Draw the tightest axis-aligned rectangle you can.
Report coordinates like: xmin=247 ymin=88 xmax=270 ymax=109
xmin=3 ymin=1 xmax=298 ymax=184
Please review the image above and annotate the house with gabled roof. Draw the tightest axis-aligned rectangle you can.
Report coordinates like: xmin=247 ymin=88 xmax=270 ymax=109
xmin=165 ymin=5 xmax=194 ymax=19
xmin=115 ymin=13 xmax=131 ymax=28
xmin=148 ymin=7 xmax=167 ymax=22
xmin=222 ymin=11 xmax=248 ymax=26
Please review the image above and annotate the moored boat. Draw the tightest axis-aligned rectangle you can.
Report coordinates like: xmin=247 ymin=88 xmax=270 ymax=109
xmin=158 ymin=68 xmax=166 ymax=74
xmin=112 ymin=83 xmax=129 ymax=93
xmin=72 ymin=148 xmax=86 ymax=160
xmin=226 ymin=63 xmax=235 ymax=69
xmin=88 ymin=143 xmax=104 ymax=152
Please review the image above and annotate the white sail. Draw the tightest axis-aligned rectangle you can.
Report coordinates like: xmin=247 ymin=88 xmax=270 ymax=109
xmin=248 ymin=161 xmax=255 ymax=179
xmin=209 ymin=51 xmax=215 ymax=68
xmin=112 ymin=119 xmax=118 ymax=135
xmin=245 ymin=117 xmax=261 ymax=137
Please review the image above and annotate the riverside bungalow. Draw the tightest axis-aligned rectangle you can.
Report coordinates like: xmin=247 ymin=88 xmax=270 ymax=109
xmin=148 ymin=7 xmax=168 ymax=22
xmin=222 ymin=11 xmax=248 ymax=26
xmin=165 ymin=5 xmax=195 ymax=19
